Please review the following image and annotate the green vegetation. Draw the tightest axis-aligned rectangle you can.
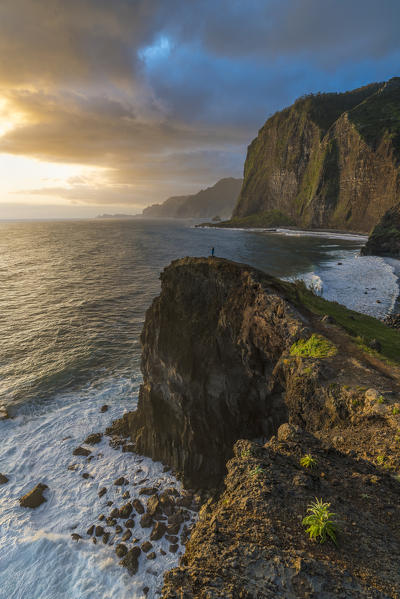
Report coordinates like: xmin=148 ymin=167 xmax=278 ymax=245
xmin=376 ymin=455 xmax=385 ymax=465
xmin=200 ymin=210 xmax=295 ymax=229
xmin=393 ymin=406 xmax=400 ymax=415
xmin=300 ymin=454 xmax=318 ymax=469
xmin=278 ymin=280 xmax=400 ymax=365
xmin=241 ymin=448 xmax=254 ymax=458
xmin=302 ymin=498 xmax=339 ymax=544
xmin=377 ymin=396 xmax=385 ymax=405
xmin=290 ymin=334 xmax=337 ymax=358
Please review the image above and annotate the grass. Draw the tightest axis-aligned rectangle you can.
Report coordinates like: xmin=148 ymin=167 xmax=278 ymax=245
xmin=280 ymin=280 xmax=400 ymax=365
xmin=198 ymin=210 xmax=295 ymax=229
xmin=290 ymin=334 xmax=337 ymax=358
xmin=302 ymin=498 xmax=339 ymax=544
xmin=300 ymin=454 xmax=318 ymax=469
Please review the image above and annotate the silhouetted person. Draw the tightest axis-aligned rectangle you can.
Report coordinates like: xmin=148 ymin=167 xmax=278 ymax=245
xmin=211 ymin=247 xmax=215 ymax=257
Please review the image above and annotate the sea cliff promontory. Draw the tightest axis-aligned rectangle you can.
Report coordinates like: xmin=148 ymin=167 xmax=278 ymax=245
xmin=110 ymin=257 xmax=400 ymax=596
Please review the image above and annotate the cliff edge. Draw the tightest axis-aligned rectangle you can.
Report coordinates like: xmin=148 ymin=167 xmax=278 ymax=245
xmin=109 ymin=257 xmax=400 ymax=597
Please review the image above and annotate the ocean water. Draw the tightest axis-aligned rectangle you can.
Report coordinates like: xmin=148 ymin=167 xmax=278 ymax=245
xmin=0 ymin=218 xmax=399 ymax=599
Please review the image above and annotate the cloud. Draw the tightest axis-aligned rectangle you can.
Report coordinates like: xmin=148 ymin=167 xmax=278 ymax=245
xmin=0 ymin=0 xmax=399 ymax=211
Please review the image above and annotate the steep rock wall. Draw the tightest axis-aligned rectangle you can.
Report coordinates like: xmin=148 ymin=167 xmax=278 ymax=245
xmin=234 ymin=79 xmax=400 ymax=232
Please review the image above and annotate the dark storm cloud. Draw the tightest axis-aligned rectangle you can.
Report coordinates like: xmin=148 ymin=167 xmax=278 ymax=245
xmin=0 ymin=0 xmax=400 ymax=207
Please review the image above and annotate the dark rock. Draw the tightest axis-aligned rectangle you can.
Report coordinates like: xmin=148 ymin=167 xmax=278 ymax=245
xmin=115 ymin=525 xmax=122 ymax=533
xmin=141 ymin=541 xmax=153 ymax=553
xmin=114 ymin=476 xmax=128 ymax=486
xmin=71 ymin=533 xmax=82 ymax=542
xmin=100 ymin=404 xmax=109 ymax=413
xmin=147 ymin=551 xmax=156 ymax=560
xmin=115 ymin=543 xmax=128 ymax=558
xmin=119 ymin=503 xmax=133 ymax=519
xmin=165 ymin=534 xmax=179 ymax=543
xmin=84 ymin=432 xmax=102 ymax=445
xmin=119 ymin=546 xmax=141 ymax=576
xmin=163 ymin=465 xmax=170 ymax=472
xmin=122 ymin=444 xmax=136 ymax=453
xmin=92 ymin=538 xmax=97 ymax=545
xmin=106 ymin=518 xmax=116 ymax=527
xmin=0 ymin=473 xmax=9 ymax=484
xmin=98 ymin=514 xmax=104 ymax=521
xmin=169 ymin=544 xmax=179 ymax=553
xmin=82 ymin=473 xmax=90 ymax=479
xmin=122 ymin=490 xmax=130 ymax=499
xmin=95 ymin=526 xmax=104 ymax=537
xmin=143 ymin=587 xmax=149 ymax=596
xmin=102 ymin=532 xmax=110 ymax=544
xmin=140 ymin=513 xmax=153 ymax=528
xmin=361 ymin=202 xmax=400 ymax=257
xmin=139 ymin=487 xmax=157 ymax=496
xmin=132 ymin=499 xmax=145 ymax=514
xmin=160 ymin=549 xmax=166 ymax=556
xmin=0 ymin=405 xmax=9 ymax=420
xmin=125 ymin=518 xmax=135 ymax=528
xmin=67 ymin=464 xmax=77 ymax=471
xmin=167 ymin=523 xmax=180 ymax=535
xmin=121 ymin=530 xmax=132 ymax=542
xmin=19 ymin=483 xmax=48 ymax=508
xmin=146 ymin=494 xmax=160 ymax=516
xmin=98 ymin=487 xmax=107 ymax=498
xmin=73 ymin=446 xmax=91 ymax=457
xmin=110 ymin=508 xmax=119 ymax=519
xmin=87 ymin=525 xmax=95 ymax=536
xmin=150 ymin=521 xmax=167 ymax=541
xmin=106 ymin=501 xmax=113 ymax=506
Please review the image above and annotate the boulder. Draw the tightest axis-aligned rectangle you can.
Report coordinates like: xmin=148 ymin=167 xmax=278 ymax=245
xmin=73 ymin=446 xmax=91 ymax=457
xmin=119 ymin=503 xmax=133 ymax=519
xmin=98 ymin=487 xmax=107 ymax=498
xmin=0 ymin=473 xmax=9 ymax=484
xmin=141 ymin=541 xmax=153 ymax=553
xmin=114 ymin=476 xmax=128 ymax=486
xmin=132 ymin=498 xmax=145 ymax=514
xmin=0 ymin=405 xmax=9 ymax=420
xmin=19 ymin=483 xmax=48 ymax=508
xmin=140 ymin=513 xmax=153 ymax=528
xmin=119 ymin=546 xmax=141 ymax=576
xmin=100 ymin=404 xmax=109 ymax=413
xmin=84 ymin=432 xmax=102 ymax=445
xmin=150 ymin=521 xmax=167 ymax=541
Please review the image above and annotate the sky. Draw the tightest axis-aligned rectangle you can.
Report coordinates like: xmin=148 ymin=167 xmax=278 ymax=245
xmin=0 ymin=0 xmax=400 ymax=219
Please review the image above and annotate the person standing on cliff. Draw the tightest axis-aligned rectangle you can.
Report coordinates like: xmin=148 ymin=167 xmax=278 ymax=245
xmin=211 ymin=247 xmax=215 ymax=257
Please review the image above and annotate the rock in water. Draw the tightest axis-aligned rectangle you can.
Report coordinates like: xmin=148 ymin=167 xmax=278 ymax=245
xmin=19 ymin=483 xmax=48 ymax=508
xmin=361 ymin=202 xmax=400 ymax=257
xmin=72 ymin=446 xmax=91 ymax=457
xmin=119 ymin=546 xmax=141 ymax=576
xmin=84 ymin=432 xmax=102 ymax=445
xmin=0 ymin=473 xmax=9 ymax=484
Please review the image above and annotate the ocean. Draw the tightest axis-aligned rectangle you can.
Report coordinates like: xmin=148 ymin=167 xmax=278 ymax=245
xmin=0 ymin=218 xmax=399 ymax=599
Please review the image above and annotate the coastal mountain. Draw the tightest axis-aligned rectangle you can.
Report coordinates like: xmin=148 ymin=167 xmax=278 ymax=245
xmin=228 ymin=78 xmax=400 ymax=233
xmin=110 ymin=257 xmax=400 ymax=597
xmin=142 ymin=177 xmax=242 ymax=219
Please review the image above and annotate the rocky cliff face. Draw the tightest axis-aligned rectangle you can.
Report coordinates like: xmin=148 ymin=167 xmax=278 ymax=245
xmin=113 ymin=257 xmax=400 ymax=492
xmin=233 ymin=78 xmax=400 ymax=233
xmin=361 ymin=202 xmax=400 ymax=256
xmin=142 ymin=178 xmax=242 ymax=219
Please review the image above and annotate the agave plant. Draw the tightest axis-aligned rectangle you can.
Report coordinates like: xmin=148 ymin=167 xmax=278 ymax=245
xmin=300 ymin=454 xmax=318 ymax=469
xmin=302 ymin=498 xmax=339 ymax=544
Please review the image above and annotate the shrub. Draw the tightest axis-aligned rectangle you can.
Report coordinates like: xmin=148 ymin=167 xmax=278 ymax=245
xmin=393 ymin=406 xmax=399 ymax=415
xmin=290 ymin=334 xmax=337 ymax=358
xmin=376 ymin=455 xmax=385 ymax=465
xmin=302 ymin=498 xmax=339 ymax=544
xmin=300 ymin=454 xmax=318 ymax=469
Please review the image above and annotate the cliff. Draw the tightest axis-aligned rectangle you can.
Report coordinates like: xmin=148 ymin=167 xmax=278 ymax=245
xmin=361 ymin=202 xmax=400 ymax=256
xmin=142 ymin=178 xmax=242 ymax=219
xmin=108 ymin=257 xmax=400 ymax=596
xmin=231 ymin=78 xmax=400 ymax=233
